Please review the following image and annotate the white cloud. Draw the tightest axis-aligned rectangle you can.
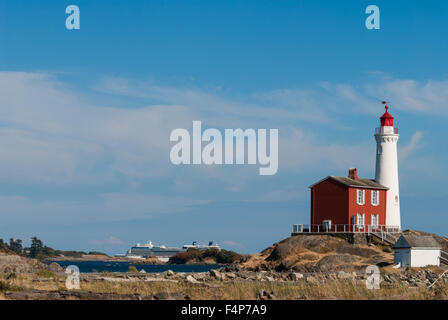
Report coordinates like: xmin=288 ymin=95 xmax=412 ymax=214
xmin=0 ymin=72 xmax=196 ymax=183
xmin=0 ymin=70 xmax=444 ymax=206
xmin=366 ymin=80 xmax=448 ymax=114
xmin=279 ymin=127 xmax=373 ymax=174
xmin=399 ymin=131 xmax=423 ymax=160
xmin=322 ymin=78 xmax=448 ymax=116
xmin=0 ymin=71 xmax=355 ymax=192
xmin=222 ymin=240 xmax=243 ymax=248
xmin=247 ymin=187 xmax=306 ymax=203
xmin=100 ymin=192 xmax=209 ymax=215
xmin=0 ymin=192 xmax=210 ymax=226
xmin=90 ymin=236 xmax=124 ymax=246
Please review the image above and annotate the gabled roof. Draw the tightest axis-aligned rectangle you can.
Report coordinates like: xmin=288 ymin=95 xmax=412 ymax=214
xmin=393 ymin=235 xmax=441 ymax=249
xmin=309 ymin=176 xmax=388 ymax=190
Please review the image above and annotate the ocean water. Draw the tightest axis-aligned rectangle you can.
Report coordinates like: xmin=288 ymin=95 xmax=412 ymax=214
xmin=50 ymin=260 xmax=225 ymax=273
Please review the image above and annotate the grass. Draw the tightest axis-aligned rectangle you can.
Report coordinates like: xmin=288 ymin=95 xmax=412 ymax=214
xmin=35 ymin=270 xmax=58 ymax=278
xmin=0 ymin=272 xmax=446 ymax=300
xmin=0 ymin=280 xmax=12 ymax=292
xmin=70 ymin=279 xmax=447 ymax=300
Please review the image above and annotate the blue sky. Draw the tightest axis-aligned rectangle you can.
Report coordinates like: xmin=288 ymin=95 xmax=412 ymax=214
xmin=0 ymin=0 xmax=447 ymax=254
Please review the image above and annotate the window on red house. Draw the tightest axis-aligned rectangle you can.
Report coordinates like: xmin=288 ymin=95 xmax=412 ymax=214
xmin=356 ymin=213 xmax=365 ymax=226
xmin=371 ymin=214 xmax=379 ymax=226
xmin=371 ymin=190 xmax=379 ymax=206
xmin=356 ymin=189 xmax=365 ymax=205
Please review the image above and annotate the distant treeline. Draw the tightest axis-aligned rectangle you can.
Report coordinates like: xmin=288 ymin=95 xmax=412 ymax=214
xmin=0 ymin=237 xmax=107 ymax=260
xmin=168 ymin=248 xmax=242 ymax=264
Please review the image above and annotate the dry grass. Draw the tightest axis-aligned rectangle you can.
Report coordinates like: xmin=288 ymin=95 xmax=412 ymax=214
xmin=1 ymin=272 xmax=446 ymax=300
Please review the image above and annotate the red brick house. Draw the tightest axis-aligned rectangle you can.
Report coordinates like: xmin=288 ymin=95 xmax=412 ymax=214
xmin=308 ymin=168 xmax=388 ymax=232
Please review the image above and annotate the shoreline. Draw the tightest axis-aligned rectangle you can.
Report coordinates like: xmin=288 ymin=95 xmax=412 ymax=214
xmin=2 ymin=267 xmax=447 ymax=300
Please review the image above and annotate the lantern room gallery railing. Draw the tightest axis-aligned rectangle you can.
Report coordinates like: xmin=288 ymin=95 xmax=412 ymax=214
xmin=375 ymin=127 xmax=399 ymax=134
xmin=292 ymin=224 xmax=401 ymax=234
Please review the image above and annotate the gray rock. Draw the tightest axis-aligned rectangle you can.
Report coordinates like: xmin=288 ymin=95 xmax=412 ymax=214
xmin=47 ymin=262 xmax=64 ymax=273
xmin=186 ymin=275 xmax=199 ymax=284
xmin=166 ymin=270 xmax=174 ymax=276
xmin=209 ymin=269 xmax=223 ymax=280
xmin=306 ymin=276 xmax=319 ymax=284
xmin=193 ymin=272 xmax=207 ymax=281
xmin=257 ymin=289 xmax=276 ymax=300
xmin=289 ymin=272 xmax=304 ymax=281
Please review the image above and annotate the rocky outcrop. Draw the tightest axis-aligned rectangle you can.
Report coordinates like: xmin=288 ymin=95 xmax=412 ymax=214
xmin=0 ymin=254 xmax=47 ymax=274
xmin=240 ymin=234 xmax=393 ymax=272
xmin=0 ymin=253 xmax=64 ymax=274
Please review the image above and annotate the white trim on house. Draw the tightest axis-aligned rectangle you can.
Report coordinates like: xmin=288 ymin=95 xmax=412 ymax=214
xmin=356 ymin=213 xmax=365 ymax=227
xmin=371 ymin=214 xmax=379 ymax=227
xmin=356 ymin=189 xmax=365 ymax=205
xmin=371 ymin=190 xmax=379 ymax=206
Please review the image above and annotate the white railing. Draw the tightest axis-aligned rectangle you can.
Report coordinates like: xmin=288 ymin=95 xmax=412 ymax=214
xmin=375 ymin=127 xmax=399 ymax=134
xmin=292 ymin=224 xmax=401 ymax=234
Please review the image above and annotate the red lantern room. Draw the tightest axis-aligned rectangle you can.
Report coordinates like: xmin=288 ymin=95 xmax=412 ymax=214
xmin=380 ymin=102 xmax=394 ymax=127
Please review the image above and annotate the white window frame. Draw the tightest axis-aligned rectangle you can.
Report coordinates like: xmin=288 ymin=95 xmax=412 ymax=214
xmin=356 ymin=189 xmax=365 ymax=205
xmin=371 ymin=214 xmax=379 ymax=227
xmin=356 ymin=213 xmax=365 ymax=227
xmin=371 ymin=190 xmax=379 ymax=206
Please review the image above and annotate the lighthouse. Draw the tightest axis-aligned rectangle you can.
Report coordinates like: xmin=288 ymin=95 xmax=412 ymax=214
xmin=374 ymin=103 xmax=401 ymax=230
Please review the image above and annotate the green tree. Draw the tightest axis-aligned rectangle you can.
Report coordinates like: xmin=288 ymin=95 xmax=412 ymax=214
xmin=8 ymin=238 xmax=22 ymax=254
xmin=29 ymin=237 xmax=44 ymax=258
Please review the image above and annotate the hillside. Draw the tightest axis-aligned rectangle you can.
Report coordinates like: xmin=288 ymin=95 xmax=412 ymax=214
xmin=240 ymin=234 xmax=393 ymax=272
xmin=239 ymin=230 xmax=448 ymax=273
xmin=0 ymin=252 xmax=53 ymax=274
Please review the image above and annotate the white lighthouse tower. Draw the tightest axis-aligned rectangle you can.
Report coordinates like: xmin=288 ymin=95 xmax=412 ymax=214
xmin=374 ymin=103 xmax=401 ymax=230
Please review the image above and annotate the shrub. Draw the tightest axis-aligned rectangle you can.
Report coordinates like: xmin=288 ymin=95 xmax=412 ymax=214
xmin=128 ymin=265 xmax=138 ymax=273
xmin=215 ymin=249 xmax=241 ymax=264
xmin=88 ymin=251 xmax=107 ymax=256
xmin=169 ymin=249 xmax=201 ymax=264
xmin=169 ymin=248 xmax=241 ymax=264
xmin=35 ymin=269 xmax=57 ymax=278
xmin=0 ymin=280 xmax=12 ymax=292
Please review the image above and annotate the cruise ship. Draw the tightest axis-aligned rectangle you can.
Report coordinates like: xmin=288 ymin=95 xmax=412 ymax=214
xmin=122 ymin=240 xmax=221 ymax=260
xmin=126 ymin=241 xmax=182 ymax=260
xmin=182 ymin=241 xmax=221 ymax=251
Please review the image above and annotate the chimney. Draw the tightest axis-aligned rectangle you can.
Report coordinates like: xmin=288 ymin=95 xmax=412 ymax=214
xmin=348 ymin=168 xmax=358 ymax=180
